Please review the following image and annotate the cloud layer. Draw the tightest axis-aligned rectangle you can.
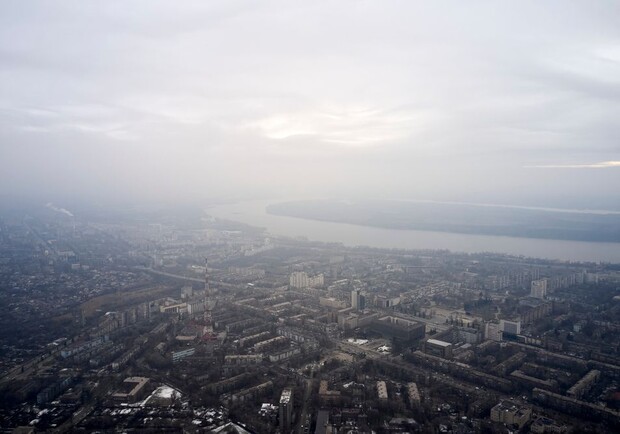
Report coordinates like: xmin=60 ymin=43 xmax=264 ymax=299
xmin=0 ymin=1 xmax=619 ymax=209
xmin=527 ymin=161 xmax=620 ymax=169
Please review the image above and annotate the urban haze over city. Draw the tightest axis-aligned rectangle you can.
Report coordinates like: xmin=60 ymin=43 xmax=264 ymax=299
xmin=1 ymin=1 xmax=619 ymax=433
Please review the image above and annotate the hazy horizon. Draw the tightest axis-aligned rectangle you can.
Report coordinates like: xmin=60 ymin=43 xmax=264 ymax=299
xmin=1 ymin=1 xmax=619 ymax=210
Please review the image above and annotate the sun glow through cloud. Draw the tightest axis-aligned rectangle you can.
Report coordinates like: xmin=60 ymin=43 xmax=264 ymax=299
xmin=250 ymin=106 xmax=440 ymax=147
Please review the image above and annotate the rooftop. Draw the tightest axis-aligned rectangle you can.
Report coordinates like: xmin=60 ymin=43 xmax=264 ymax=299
xmin=427 ymin=339 xmax=452 ymax=347
xmin=280 ymin=388 xmax=292 ymax=404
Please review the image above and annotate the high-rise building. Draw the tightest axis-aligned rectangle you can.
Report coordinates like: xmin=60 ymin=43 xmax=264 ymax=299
xmin=290 ymin=271 xmax=308 ymax=288
xmin=500 ymin=319 xmax=521 ymax=337
xmin=290 ymin=272 xmax=324 ymax=289
xmin=279 ymin=388 xmax=293 ymax=430
xmin=484 ymin=321 xmax=502 ymax=341
xmin=310 ymin=273 xmax=324 ymax=288
xmin=351 ymin=289 xmax=365 ymax=311
xmin=530 ymin=279 xmax=547 ymax=299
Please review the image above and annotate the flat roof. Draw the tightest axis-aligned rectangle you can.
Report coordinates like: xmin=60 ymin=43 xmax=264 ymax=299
xmin=280 ymin=388 xmax=292 ymax=404
xmin=113 ymin=377 xmax=150 ymax=399
xmin=377 ymin=381 xmax=388 ymax=399
xmin=427 ymin=339 xmax=452 ymax=347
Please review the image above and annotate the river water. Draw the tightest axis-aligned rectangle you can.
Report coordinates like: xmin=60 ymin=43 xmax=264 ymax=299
xmin=208 ymin=201 xmax=620 ymax=263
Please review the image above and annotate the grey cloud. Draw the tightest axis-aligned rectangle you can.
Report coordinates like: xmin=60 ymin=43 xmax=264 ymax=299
xmin=526 ymin=161 xmax=620 ymax=169
xmin=0 ymin=1 xmax=618 ymax=208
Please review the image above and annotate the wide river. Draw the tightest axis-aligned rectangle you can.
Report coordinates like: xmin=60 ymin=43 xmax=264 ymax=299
xmin=208 ymin=201 xmax=620 ymax=263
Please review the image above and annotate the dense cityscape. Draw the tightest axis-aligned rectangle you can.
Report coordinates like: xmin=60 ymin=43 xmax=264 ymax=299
xmin=2 ymin=2 xmax=620 ymax=433
xmin=0 ymin=205 xmax=618 ymax=433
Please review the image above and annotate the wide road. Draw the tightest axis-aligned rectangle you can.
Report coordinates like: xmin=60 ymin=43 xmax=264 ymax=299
xmin=0 ymin=351 xmax=57 ymax=384
xmin=134 ymin=266 xmax=204 ymax=283
xmin=134 ymin=266 xmax=242 ymax=290
xmin=296 ymin=379 xmax=313 ymax=434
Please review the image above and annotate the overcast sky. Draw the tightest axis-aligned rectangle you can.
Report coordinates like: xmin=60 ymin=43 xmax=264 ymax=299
xmin=1 ymin=1 xmax=619 ymax=209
